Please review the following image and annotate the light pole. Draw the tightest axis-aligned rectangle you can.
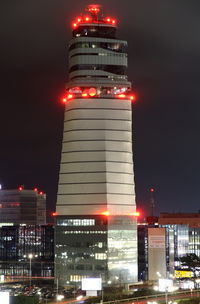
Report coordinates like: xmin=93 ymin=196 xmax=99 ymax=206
xmin=28 ymin=254 xmax=33 ymax=289
xmin=165 ymin=286 xmax=168 ymax=304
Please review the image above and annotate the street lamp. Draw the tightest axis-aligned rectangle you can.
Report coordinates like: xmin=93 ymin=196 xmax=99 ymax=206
xmin=28 ymin=254 xmax=33 ymax=289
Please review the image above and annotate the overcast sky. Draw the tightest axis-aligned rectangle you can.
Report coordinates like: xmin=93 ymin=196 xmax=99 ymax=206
xmin=1 ymin=0 xmax=200 ymax=217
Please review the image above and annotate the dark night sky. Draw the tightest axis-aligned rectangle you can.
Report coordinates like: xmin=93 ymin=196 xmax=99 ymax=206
xmin=1 ymin=0 xmax=200 ymax=217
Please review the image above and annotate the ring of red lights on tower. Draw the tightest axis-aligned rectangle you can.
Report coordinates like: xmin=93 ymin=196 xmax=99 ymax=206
xmin=72 ymin=5 xmax=116 ymax=29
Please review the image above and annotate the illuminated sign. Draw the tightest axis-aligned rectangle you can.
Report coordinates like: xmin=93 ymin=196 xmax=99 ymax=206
xmin=0 ymin=292 xmax=9 ymax=304
xmin=82 ymin=278 xmax=102 ymax=291
xmin=175 ymin=270 xmax=192 ymax=278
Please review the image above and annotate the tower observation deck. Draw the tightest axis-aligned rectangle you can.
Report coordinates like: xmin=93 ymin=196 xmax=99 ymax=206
xmin=55 ymin=4 xmax=138 ymax=287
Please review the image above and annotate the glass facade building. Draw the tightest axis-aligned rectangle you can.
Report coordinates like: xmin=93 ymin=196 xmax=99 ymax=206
xmin=0 ymin=225 xmax=54 ymax=278
xmin=55 ymin=215 xmax=137 ymax=286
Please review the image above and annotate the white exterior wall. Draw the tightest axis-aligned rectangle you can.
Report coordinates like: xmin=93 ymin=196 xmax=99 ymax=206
xmin=56 ymin=98 xmax=136 ymax=216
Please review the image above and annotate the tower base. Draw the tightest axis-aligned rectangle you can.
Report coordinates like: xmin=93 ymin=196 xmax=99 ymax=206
xmin=55 ymin=215 xmax=137 ymax=287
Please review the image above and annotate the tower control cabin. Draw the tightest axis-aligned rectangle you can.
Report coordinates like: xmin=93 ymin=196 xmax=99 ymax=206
xmin=55 ymin=4 xmax=138 ymax=287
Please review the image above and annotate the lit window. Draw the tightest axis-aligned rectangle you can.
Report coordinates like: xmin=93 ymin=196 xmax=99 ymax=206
xmin=95 ymin=253 xmax=107 ymax=260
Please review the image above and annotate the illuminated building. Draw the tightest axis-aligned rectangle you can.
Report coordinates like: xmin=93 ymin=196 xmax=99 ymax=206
xmin=55 ymin=4 xmax=137 ymax=286
xmin=0 ymin=224 xmax=54 ymax=278
xmin=0 ymin=188 xmax=46 ymax=225
xmin=159 ymin=212 xmax=200 ymax=228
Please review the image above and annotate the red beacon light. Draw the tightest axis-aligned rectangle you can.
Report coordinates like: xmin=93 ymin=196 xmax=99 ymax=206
xmin=117 ymin=93 xmax=126 ymax=99
xmin=39 ymin=191 xmax=43 ymax=195
xmin=106 ymin=17 xmax=111 ymax=22
xmin=88 ymin=5 xmax=101 ymax=14
xmin=129 ymin=95 xmax=136 ymax=102
xmin=150 ymin=188 xmax=155 ymax=192
xmin=88 ymin=87 xmax=97 ymax=97
xmin=52 ymin=212 xmax=57 ymax=217
xmin=101 ymin=211 xmax=110 ymax=217
xmin=82 ymin=91 xmax=88 ymax=97
xmin=77 ymin=18 xmax=82 ymax=23
xmin=18 ymin=186 xmax=23 ymax=191
xmin=73 ymin=23 xmax=77 ymax=28
xmin=33 ymin=188 xmax=38 ymax=192
xmin=129 ymin=211 xmax=141 ymax=217
xmin=112 ymin=19 xmax=116 ymax=25
xmin=85 ymin=16 xmax=90 ymax=22
xmin=62 ymin=94 xmax=73 ymax=104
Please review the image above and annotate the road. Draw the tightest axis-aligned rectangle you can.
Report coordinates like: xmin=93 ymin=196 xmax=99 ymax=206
xmin=128 ymin=291 xmax=198 ymax=303
xmin=48 ymin=291 xmax=200 ymax=304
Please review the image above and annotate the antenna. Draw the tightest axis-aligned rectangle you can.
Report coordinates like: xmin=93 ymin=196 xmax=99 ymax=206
xmin=150 ymin=187 xmax=155 ymax=216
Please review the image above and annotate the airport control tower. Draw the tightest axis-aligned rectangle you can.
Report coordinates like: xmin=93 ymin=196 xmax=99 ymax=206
xmin=55 ymin=4 xmax=138 ymax=287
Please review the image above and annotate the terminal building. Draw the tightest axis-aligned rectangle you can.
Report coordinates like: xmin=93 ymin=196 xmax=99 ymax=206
xmin=55 ymin=4 xmax=138 ymax=287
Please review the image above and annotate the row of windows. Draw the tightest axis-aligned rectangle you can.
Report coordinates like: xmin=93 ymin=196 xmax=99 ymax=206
xmin=64 ymin=231 xmax=107 ymax=234
xmin=70 ymin=52 xmax=127 ymax=58
xmin=59 ymin=219 xmax=95 ymax=226
xmin=68 ymin=263 xmax=106 ymax=270
xmin=73 ymin=25 xmax=116 ymax=39
xmin=69 ymin=64 xmax=127 ymax=75
xmin=70 ymin=75 xmax=128 ymax=81
xmin=69 ymin=41 xmax=127 ymax=53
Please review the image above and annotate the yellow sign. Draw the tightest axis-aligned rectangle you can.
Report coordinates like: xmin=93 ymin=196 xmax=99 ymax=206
xmin=175 ymin=270 xmax=192 ymax=278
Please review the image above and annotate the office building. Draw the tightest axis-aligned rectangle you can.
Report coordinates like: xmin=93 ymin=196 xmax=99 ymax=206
xmin=0 ymin=188 xmax=46 ymax=225
xmin=55 ymin=4 xmax=137 ymax=286
xmin=0 ymin=224 xmax=54 ymax=278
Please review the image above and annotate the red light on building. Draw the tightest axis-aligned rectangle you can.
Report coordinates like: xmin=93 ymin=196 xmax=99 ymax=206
xmin=82 ymin=92 xmax=88 ymax=97
xmin=112 ymin=19 xmax=116 ymax=24
xmin=62 ymin=97 xmax=67 ymax=103
xmin=88 ymin=87 xmax=97 ymax=97
xmin=130 ymin=95 xmax=136 ymax=102
xmin=117 ymin=94 xmax=126 ymax=99
xmin=33 ymin=188 xmax=38 ymax=192
xmin=67 ymin=94 xmax=73 ymax=99
xmin=52 ymin=212 xmax=57 ymax=217
xmin=18 ymin=186 xmax=23 ymax=191
xmin=102 ymin=211 xmax=110 ymax=216
xmin=39 ymin=191 xmax=43 ymax=195
xmin=85 ymin=17 xmax=90 ymax=22
xmin=73 ymin=23 xmax=77 ymax=28
xmin=129 ymin=212 xmax=140 ymax=217
xmin=106 ymin=18 xmax=111 ymax=22
xmin=150 ymin=188 xmax=155 ymax=192
xmin=77 ymin=18 xmax=81 ymax=23
xmin=88 ymin=5 xmax=100 ymax=13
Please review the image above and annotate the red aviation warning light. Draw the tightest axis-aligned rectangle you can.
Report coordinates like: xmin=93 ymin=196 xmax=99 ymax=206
xmin=18 ymin=186 xmax=23 ymax=191
xmin=150 ymin=188 xmax=155 ymax=192
xmin=117 ymin=93 xmax=126 ymax=99
xmin=62 ymin=94 xmax=73 ymax=103
xmin=101 ymin=211 xmax=110 ymax=216
xmin=129 ymin=211 xmax=141 ymax=217
xmin=33 ymin=188 xmax=38 ymax=192
xmin=88 ymin=5 xmax=101 ymax=14
xmin=82 ymin=92 xmax=88 ymax=97
xmin=88 ymin=87 xmax=97 ymax=97
xmin=129 ymin=94 xmax=136 ymax=102
xmin=52 ymin=212 xmax=58 ymax=217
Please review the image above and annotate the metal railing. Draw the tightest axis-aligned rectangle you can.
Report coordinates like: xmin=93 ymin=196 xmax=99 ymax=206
xmin=97 ymin=289 xmax=200 ymax=304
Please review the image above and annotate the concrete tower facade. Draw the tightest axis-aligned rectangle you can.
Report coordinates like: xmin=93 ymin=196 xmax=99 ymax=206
xmin=55 ymin=5 xmax=138 ymax=287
